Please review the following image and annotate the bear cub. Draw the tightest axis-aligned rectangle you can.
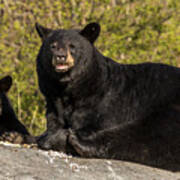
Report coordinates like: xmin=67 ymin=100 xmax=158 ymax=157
xmin=36 ymin=22 xmax=180 ymax=170
xmin=0 ymin=75 xmax=35 ymax=144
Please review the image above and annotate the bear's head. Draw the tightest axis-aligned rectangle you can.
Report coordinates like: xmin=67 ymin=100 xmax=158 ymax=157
xmin=35 ymin=23 xmax=100 ymax=77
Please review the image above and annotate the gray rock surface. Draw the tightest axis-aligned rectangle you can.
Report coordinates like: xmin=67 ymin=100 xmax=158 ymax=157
xmin=0 ymin=142 xmax=180 ymax=180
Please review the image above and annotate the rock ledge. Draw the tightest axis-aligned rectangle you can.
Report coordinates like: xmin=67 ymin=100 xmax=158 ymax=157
xmin=0 ymin=143 xmax=180 ymax=180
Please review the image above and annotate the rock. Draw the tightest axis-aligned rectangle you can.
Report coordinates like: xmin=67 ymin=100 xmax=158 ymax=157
xmin=0 ymin=142 xmax=179 ymax=180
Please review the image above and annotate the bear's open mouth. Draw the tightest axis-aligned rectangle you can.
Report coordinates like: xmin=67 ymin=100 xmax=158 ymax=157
xmin=52 ymin=56 xmax=70 ymax=72
xmin=55 ymin=63 xmax=69 ymax=71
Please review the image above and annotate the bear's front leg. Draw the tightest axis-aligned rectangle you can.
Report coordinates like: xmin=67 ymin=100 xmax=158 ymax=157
xmin=68 ymin=122 xmax=141 ymax=159
xmin=37 ymin=97 xmax=69 ymax=151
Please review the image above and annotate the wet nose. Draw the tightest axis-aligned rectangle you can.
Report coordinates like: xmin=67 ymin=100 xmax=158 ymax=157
xmin=55 ymin=54 xmax=66 ymax=63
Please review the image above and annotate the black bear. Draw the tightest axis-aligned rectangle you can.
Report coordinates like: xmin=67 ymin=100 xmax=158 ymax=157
xmin=0 ymin=75 xmax=35 ymax=144
xmin=36 ymin=22 xmax=180 ymax=170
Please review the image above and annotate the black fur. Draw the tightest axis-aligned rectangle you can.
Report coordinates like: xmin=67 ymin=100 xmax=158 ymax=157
xmin=36 ymin=22 xmax=180 ymax=170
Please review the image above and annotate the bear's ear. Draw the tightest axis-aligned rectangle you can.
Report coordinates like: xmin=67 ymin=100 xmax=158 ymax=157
xmin=35 ymin=23 xmax=53 ymax=40
xmin=0 ymin=76 xmax=12 ymax=93
xmin=80 ymin=23 xmax=100 ymax=44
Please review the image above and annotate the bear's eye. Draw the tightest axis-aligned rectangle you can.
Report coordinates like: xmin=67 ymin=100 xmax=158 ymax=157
xmin=69 ymin=44 xmax=76 ymax=54
xmin=50 ymin=42 xmax=58 ymax=50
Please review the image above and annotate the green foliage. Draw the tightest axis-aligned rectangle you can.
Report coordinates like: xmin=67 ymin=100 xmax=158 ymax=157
xmin=0 ymin=0 xmax=180 ymax=135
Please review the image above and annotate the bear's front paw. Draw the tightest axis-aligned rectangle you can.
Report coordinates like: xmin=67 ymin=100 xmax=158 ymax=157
xmin=37 ymin=129 xmax=68 ymax=152
xmin=37 ymin=132 xmax=53 ymax=150
xmin=68 ymin=129 xmax=89 ymax=156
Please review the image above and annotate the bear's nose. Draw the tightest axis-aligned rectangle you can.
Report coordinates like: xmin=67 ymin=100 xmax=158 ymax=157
xmin=55 ymin=55 xmax=66 ymax=63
